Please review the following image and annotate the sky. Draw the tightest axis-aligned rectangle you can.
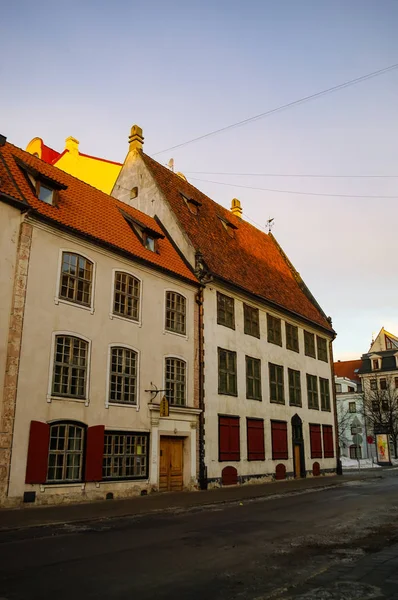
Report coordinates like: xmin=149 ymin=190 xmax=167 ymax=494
xmin=1 ymin=0 xmax=397 ymax=360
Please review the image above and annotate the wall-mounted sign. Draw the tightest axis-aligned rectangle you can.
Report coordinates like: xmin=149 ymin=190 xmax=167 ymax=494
xmin=376 ymin=433 xmax=391 ymax=465
xmin=160 ymin=396 xmax=169 ymax=417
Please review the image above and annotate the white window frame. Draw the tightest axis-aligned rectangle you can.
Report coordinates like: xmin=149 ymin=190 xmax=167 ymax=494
xmin=163 ymin=354 xmax=188 ymax=407
xmin=109 ymin=268 xmax=143 ymax=327
xmin=54 ymin=248 xmax=96 ymax=314
xmin=163 ymin=289 xmax=189 ymax=339
xmin=105 ymin=343 xmax=140 ymax=410
xmin=47 ymin=331 xmax=91 ymax=406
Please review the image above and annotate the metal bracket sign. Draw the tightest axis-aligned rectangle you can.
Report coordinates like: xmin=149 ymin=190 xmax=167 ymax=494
xmin=159 ymin=396 xmax=169 ymax=417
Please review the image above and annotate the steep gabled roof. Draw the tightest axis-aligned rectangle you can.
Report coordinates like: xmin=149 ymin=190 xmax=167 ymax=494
xmin=0 ymin=141 xmax=197 ymax=284
xmin=334 ymin=360 xmax=362 ymax=382
xmin=141 ymin=152 xmax=333 ymax=333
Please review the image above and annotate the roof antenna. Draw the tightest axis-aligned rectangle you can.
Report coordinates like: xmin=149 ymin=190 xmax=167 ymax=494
xmin=167 ymin=158 xmax=174 ymax=172
xmin=266 ymin=217 xmax=274 ymax=233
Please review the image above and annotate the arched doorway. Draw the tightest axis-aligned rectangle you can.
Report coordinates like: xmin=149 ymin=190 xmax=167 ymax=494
xmin=291 ymin=414 xmax=306 ymax=478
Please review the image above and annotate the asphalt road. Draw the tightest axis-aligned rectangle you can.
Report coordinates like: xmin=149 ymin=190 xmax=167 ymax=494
xmin=1 ymin=473 xmax=398 ymax=600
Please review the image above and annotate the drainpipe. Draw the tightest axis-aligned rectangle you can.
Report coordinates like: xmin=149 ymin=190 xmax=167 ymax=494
xmin=328 ymin=333 xmax=342 ymax=475
xmin=195 ymin=286 xmax=207 ymax=489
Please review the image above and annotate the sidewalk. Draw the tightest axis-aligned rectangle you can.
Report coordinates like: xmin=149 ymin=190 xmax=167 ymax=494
xmin=0 ymin=472 xmax=380 ymax=532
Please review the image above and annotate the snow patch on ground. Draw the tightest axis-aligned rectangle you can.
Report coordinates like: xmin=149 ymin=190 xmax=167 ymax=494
xmin=341 ymin=457 xmax=381 ymax=469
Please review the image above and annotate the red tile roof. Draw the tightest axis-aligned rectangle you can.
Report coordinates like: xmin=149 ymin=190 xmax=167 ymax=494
xmin=334 ymin=360 xmax=362 ymax=382
xmin=0 ymin=141 xmax=197 ymax=284
xmin=141 ymin=153 xmax=334 ymax=332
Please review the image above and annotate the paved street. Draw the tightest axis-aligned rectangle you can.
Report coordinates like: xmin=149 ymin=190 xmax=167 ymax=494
xmin=1 ymin=472 xmax=398 ymax=599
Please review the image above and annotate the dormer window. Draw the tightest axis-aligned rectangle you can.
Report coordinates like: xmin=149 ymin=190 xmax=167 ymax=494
xmin=121 ymin=210 xmax=164 ymax=253
xmin=372 ymin=359 xmax=380 ymax=370
xmin=181 ymin=192 xmax=201 ymax=215
xmin=218 ymin=215 xmax=238 ymax=238
xmin=38 ymin=184 xmax=54 ymax=205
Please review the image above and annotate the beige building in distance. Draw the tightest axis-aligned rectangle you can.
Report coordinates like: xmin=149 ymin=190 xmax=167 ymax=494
xmin=0 ymin=135 xmax=200 ymax=507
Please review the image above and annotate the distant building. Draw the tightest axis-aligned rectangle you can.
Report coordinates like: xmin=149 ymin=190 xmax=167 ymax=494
xmin=334 ymin=360 xmax=367 ymax=459
xmin=26 ymin=136 xmax=122 ymax=194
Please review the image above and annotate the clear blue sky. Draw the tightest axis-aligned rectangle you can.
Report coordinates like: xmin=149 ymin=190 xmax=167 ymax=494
xmin=2 ymin=0 xmax=397 ymax=359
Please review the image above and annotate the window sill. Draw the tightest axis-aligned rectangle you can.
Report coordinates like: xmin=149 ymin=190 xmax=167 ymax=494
xmin=109 ymin=313 xmax=142 ymax=327
xmin=289 ymin=403 xmax=303 ymax=408
xmin=217 ymin=322 xmax=235 ymax=331
xmin=244 ymin=332 xmax=260 ymax=339
xmin=270 ymin=399 xmax=285 ymax=405
xmin=247 ymin=397 xmax=262 ymax=401
xmin=218 ymin=391 xmax=238 ymax=397
xmin=287 ymin=347 xmax=300 ymax=353
xmin=40 ymin=483 xmax=85 ymax=491
xmin=268 ymin=340 xmax=283 ymax=347
xmin=55 ymin=297 xmax=94 ymax=314
xmin=47 ymin=395 xmax=89 ymax=406
xmin=308 ymin=406 xmax=320 ymax=411
xmin=321 ymin=407 xmax=331 ymax=412
xmin=105 ymin=402 xmax=139 ymax=410
xmin=305 ymin=354 xmax=316 ymax=359
xmin=163 ymin=328 xmax=188 ymax=340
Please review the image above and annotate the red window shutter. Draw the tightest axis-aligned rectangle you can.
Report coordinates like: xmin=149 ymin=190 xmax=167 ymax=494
xmin=322 ymin=425 xmax=334 ymax=458
xmin=247 ymin=419 xmax=265 ymax=460
xmin=310 ymin=424 xmax=322 ymax=458
xmin=25 ymin=421 xmax=50 ymax=484
xmin=271 ymin=421 xmax=288 ymax=460
xmin=219 ymin=416 xmax=240 ymax=461
xmin=85 ymin=425 xmax=105 ymax=482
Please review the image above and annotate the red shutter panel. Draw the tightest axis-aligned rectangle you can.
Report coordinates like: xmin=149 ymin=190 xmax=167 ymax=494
xmin=229 ymin=418 xmax=240 ymax=461
xmin=85 ymin=425 xmax=105 ymax=482
xmin=219 ymin=416 xmax=240 ymax=461
xmin=271 ymin=421 xmax=288 ymax=460
xmin=322 ymin=425 xmax=334 ymax=458
xmin=25 ymin=421 xmax=50 ymax=484
xmin=247 ymin=419 xmax=265 ymax=460
xmin=310 ymin=424 xmax=322 ymax=458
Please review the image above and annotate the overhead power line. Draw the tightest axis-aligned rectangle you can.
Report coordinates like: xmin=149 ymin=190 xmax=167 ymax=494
xmin=153 ymin=62 xmax=398 ymax=155
xmin=188 ymin=177 xmax=398 ymax=199
xmin=184 ymin=171 xmax=398 ymax=179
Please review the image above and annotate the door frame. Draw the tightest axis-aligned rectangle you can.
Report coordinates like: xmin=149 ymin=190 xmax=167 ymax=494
xmin=291 ymin=414 xmax=306 ymax=478
xmin=159 ymin=435 xmax=185 ymax=492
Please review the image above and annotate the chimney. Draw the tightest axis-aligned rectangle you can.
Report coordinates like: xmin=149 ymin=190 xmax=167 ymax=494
xmin=0 ymin=134 xmax=6 ymax=147
xmin=65 ymin=136 xmax=79 ymax=155
xmin=129 ymin=125 xmax=144 ymax=152
xmin=231 ymin=198 xmax=242 ymax=218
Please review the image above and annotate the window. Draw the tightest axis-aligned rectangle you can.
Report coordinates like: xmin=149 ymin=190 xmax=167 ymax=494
xmin=350 ymin=445 xmax=362 ymax=459
xmin=52 ymin=335 xmax=88 ymax=398
xmin=288 ymin=368 xmax=302 ymax=406
xmin=165 ymin=358 xmax=186 ymax=406
xmin=244 ymin=304 xmax=260 ymax=338
xmin=246 ymin=356 xmax=262 ymax=400
xmin=395 ymin=377 xmax=398 ymax=389
xmin=218 ymin=348 xmax=237 ymax=396
xmin=371 ymin=400 xmax=379 ymax=412
xmin=349 ymin=401 xmax=356 ymax=413
xmin=113 ymin=272 xmax=140 ymax=321
xmin=103 ymin=432 xmax=148 ymax=480
xmin=304 ymin=331 xmax=316 ymax=358
xmin=109 ymin=347 xmax=138 ymax=405
xmin=181 ymin=193 xmax=201 ymax=215
xmin=348 ymin=386 xmax=355 ymax=392
xmin=247 ymin=419 xmax=265 ymax=461
xmin=380 ymin=379 xmax=387 ymax=390
xmin=47 ymin=422 xmax=85 ymax=482
xmin=307 ymin=374 xmax=319 ymax=409
xmin=286 ymin=323 xmax=299 ymax=352
xmin=38 ymin=184 xmax=54 ymax=204
xmin=144 ymin=234 xmax=155 ymax=252
xmin=217 ymin=292 xmax=235 ymax=329
xmin=267 ymin=314 xmax=282 ymax=346
xmin=59 ymin=252 xmax=93 ymax=307
xmin=165 ymin=291 xmax=186 ymax=335
xmin=372 ymin=359 xmax=380 ymax=370
xmin=317 ymin=336 xmax=328 ymax=362
xmin=322 ymin=425 xmax=334 ymax=458
xmin=269 ymin=363 xmax=284 ymax=404
xmin=382 ymin=400 xmax=389 ymax=411
xmin=320 ymin=378 xmax=331 ymax=411
xmin=271 ymin=421 xmax=288 ymax=460
xmin=335 ymin=383 xmax=342 ymax=393
xmin=309 ymin=424 xmax=322 ymax=458
xmin=370 ymin=379 xmax=377 ymax=391
xmin=219 ymin=416 xmax=240 ymax=461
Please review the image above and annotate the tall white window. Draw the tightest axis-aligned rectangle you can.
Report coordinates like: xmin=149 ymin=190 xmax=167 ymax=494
xmin=165 ymin=358 xmax=186 ymax=406
xmin=113 ymin=272 xmax=140 ymax=321
xmin=109 ymin=347 xmax=138 ymax=405
xmin=52 ymin=335 xmax=88 ymax=398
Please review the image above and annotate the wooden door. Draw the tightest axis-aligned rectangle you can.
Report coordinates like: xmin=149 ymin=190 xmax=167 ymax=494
xmin=159 ymin=437 xmax=184 ymax=492
xmin=294 ymin=444 xmax=301 ymax=478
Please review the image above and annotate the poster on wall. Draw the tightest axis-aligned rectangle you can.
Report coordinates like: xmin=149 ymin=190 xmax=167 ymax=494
xmin=376 ymin=434 xmax=391 ymax=465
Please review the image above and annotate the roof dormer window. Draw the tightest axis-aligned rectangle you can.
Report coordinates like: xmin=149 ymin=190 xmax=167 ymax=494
xmin=15 ymin=156 xmax=66 ymax=206
xmin=181 ymin=192 xmax=201 ymax=215
xmin=38 ymin=183 xmax=54 ymax=205
xmin=121 ymin=210 xmax=163 ymax=253
xmin=372 ymin=359 xmax=380 ymax=370
xmin=218 ymin=215 xmax=238 ymax=239
xmin=144 ymin=234 xmax=155 ymax=252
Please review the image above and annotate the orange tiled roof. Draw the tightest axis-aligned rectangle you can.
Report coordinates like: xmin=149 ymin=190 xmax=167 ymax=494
xmin=141 ymin=153 xmax=333 ymax=332
xmin=334 ymin=360 xmax=362 ymax=381
xmin=0 ymin=141 xmax=197 ymax=284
